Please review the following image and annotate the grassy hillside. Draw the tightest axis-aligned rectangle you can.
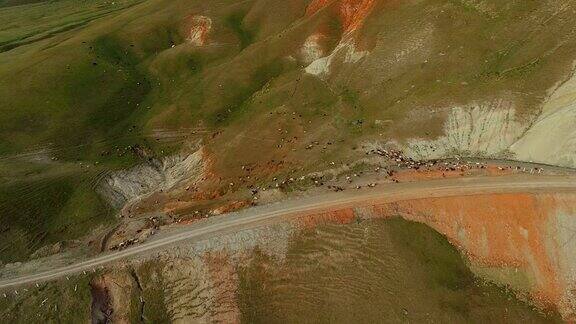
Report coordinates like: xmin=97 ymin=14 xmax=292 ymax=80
xmin=1 ymin=0 xmax=576 ymax=262
xmin=0 ymin=161 xmax=113 ymax=261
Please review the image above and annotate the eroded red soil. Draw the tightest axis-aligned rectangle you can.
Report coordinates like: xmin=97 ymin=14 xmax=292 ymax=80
xmin=203 ymin=251 xmax=241 ymax=323
xmin=305 ymin=0 xmax=377 ymax=35
xmin=291 ymin=191 xmax=576 ymax=319
xmin=186 ymin=15 xmax=212 ymax=46
xmin=296 ymin=208 xmax=356 ymax=229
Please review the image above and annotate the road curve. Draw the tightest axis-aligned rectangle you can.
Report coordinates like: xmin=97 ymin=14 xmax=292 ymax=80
xmin=1 ymin=175 xmax=576 ymax=289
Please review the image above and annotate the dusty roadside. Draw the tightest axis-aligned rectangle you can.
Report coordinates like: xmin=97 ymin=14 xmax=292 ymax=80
xmin=2 ymin=174 xmax=576 ymax=285
xmin=2 ymin=173 xmax=576 ymax=321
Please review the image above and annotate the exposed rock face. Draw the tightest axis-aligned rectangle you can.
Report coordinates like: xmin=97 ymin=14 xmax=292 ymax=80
xmin=511 ymin=68 xmax=576 ymax=167
xmin=98 ymin=148 xmax=207 ymax=209
xmin=187 ymin=16 xmax=212 ymax=46
xmin=400 ymin=99 xmax=525 ymax=159
xmin=305 ymin=0 xmax=376 ymax=35
xmin=295 ymin=1 xmax=576 ymax=168
xmin=300 ymin=33 xmax=326 ymax=64
xmin=303 ymin=0 xmax=376 ymax=76
xmin=305 ymin=40 xmax=368 ymax=76
xmin=396 ymin=69 xmax=576 ymax=167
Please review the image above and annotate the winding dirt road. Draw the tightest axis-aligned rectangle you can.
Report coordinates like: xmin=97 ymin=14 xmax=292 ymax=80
xmin=1 ymin=175 xmax=576 ymax=289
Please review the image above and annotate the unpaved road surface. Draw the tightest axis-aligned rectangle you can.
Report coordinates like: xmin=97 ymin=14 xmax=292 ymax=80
xmin=2 ymin=175 xmax=576 ymax=289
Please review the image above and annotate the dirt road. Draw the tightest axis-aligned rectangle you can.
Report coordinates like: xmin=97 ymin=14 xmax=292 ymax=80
xmin=1 ymin=175 xmax=576 ymax=289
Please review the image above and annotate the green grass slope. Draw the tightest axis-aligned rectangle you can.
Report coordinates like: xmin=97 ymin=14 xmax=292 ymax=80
xmin=0 ymin=0 xmax=576 ymax=263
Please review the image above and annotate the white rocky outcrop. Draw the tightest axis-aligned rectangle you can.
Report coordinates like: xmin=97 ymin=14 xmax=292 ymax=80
xmin=511 ymin=69 xmax=576 ymax=167
xmin=395 ymin=67 xmax=576 ymax=168
xmin=402 ymin=99 xmax=525 ymax=159
xmin=98 ymin=148 xmax=206 ymax=209
xmin=300 ymin=33 xmax=325 ymax=64
xmin=305 ymin=39 xmax=368 ymax=77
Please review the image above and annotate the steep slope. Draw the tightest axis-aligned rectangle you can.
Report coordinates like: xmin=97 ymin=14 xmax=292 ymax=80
xmin=511 ymin=68 xmax=576 ymax=167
